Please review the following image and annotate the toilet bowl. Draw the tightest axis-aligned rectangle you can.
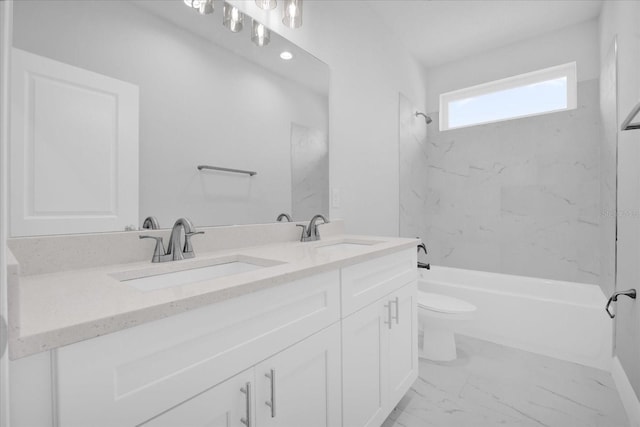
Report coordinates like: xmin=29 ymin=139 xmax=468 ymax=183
xmin=418 ymin=291 xmax=477 ymax=361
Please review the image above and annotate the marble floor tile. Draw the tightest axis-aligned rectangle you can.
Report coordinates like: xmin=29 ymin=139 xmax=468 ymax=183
xmin=382 ymin=335 xmax=628 ymax=427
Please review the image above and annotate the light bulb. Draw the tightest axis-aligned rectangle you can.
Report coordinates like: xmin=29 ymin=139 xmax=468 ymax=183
xmin=223 ymin=2 xmax=244 ymax=32
xmin=251 ymin=19 xmax=271 ymax=47
xmin=255 ymin=0 xmax=277 ymax=10
xmin=184 ymin=0 xmax=213 ymax=15
xmin=282 ymin=0 xmax=302 ymax=29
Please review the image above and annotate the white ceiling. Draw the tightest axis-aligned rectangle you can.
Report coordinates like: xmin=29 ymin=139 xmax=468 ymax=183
xmin=366 ymin=0 xmax=604 ymax=69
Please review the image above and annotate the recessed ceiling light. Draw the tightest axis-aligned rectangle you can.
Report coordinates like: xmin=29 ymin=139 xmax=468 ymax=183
xmin=280 ymin=51 xmax=293 ymax=60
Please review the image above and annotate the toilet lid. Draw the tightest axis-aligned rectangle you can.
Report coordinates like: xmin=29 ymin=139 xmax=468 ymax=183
xmin=417 ymin=292 xmax=477 ymax=314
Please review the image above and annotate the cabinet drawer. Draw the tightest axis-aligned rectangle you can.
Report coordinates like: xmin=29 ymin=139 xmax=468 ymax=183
xmin=341 ymin=250 xmax=416 ymax=317
xmin=56 ymin=270 xmax=340 ymax=427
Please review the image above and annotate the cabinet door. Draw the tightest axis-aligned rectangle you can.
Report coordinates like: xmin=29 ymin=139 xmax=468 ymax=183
xmin=387 ymin=282 xmax=418 ymax=408
xmin=254 ymin=323 xmax=341 ymax=427
xmin=140 ymin=368 xmax=254 ymax=427
xmin=342 ymin=300 xmax=390 ymax=427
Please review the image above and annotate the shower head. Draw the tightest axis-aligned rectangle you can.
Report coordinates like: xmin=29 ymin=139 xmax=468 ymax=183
xmin=415 ymin=111 xmax=432 ymax=125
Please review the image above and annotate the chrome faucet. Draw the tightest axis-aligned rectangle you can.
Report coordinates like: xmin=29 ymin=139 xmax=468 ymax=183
xmin=139 ymin=217 xmax=204 ymax=263
xmin=276 ymin=213 xmax=292 ymax=222
xmin=142 ymin=216 xmax=160 ymax=230
xmin=297 ymin=214 xmax=329 ymax=242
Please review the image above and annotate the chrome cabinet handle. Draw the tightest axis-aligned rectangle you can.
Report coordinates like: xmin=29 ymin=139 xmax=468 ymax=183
xmin=391 ymin=296 xmax=400 ymax=324
xmin=384 ymin=301 xmax=393 ymax=329
xmin=265 ymin=369 xmax=276 ymax=418
xmin=240 ymin=382 xmax=252 ymax=427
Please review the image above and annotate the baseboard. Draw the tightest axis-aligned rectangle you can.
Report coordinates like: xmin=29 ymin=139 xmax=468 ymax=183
xmin=612 ymin=356 xmax=640 ymax=427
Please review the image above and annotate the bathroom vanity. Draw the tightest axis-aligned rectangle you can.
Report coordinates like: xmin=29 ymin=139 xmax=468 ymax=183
xmin=7 ymin=222 xmax=418 ymax=427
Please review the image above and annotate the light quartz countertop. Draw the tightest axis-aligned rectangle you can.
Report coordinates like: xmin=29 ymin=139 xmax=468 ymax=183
xmin=10 ymin=234 xmax=418 ymax=359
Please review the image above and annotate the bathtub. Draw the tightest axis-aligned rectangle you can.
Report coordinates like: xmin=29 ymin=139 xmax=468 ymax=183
xmin=419 ymin=266 xmax=612 ymax=370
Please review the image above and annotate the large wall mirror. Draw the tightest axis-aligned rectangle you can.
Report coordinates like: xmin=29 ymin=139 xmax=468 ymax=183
xmin=10 ymin=0 xmax=329 ymax=237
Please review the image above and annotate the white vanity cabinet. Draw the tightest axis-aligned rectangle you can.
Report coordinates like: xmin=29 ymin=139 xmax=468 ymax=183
xmin=55 ymin=271 xmax=341 ymax=427
xmin=143 ymin=323 xmax=341 ymax=427
xmin=10 ymin=246 xmax=418 ymax=427
xmin=341 ymin=251 xmax=418 ymax=427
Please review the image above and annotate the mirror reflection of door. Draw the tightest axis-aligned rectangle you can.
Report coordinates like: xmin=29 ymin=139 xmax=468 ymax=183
xmin=10 ymin=49 xmax=139 ymax=236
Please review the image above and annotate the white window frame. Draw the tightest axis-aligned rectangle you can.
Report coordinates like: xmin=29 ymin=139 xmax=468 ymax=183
xmin=439 ymin=62 xmax=577 ymax=131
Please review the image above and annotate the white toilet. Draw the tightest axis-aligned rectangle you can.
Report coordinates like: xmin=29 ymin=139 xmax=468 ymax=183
xmin=417 ymin=291 xmax=477 ymax=361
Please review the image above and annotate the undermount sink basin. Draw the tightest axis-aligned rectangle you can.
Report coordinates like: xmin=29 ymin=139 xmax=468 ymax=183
xmin=112 ymin=255 xmax=282 ymax=292
xmin=313 ymin=239 xmax=383 ymax=253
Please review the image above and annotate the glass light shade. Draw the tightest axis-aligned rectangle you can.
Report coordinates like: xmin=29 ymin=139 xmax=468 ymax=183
xmin=255 ymin=0 xmax=277 ymax=10
xmin=282 ymin=0 xmax=302 ymax=29
xmin=251 ymin=20 xmax=271 ymax=47
xmin=223 ymin=3 xmax=244 ymax=32
xmin=184 ymin=0 xmax=213 ymax=15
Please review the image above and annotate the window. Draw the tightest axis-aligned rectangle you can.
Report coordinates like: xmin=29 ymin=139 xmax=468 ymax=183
xmin=439 ymin=62 xmax=577 ymax=131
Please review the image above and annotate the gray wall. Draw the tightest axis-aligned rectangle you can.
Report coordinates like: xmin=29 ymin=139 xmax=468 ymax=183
xmin=422 ymin=80 xmax=601 ymax=285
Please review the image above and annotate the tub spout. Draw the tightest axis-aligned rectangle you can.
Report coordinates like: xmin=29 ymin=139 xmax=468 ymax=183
xmin=418 ymin=261 xmax=431 ymax=270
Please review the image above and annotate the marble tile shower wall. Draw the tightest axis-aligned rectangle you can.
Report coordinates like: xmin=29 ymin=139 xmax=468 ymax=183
xmin=421 ymin=79 xmax=601 ymax=285
xmin=599 ymin=43 xmax=617 ymax=296
xmin=290 ymin=122 xmax=329 ymax=221
xmin=399 ymin=93 xmax=429 ymax=242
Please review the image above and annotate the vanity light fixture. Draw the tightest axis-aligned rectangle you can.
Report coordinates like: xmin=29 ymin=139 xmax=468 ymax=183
xmin=280 ymin=51 xmax=293 ymax=60
xmin=184 ymin=0 xmax=214 ymax=15
xmin=251 ymin=20 xmax=271 ymax=47
xmin=282 ymin=0 xmax=302 ymax=29
xmin=223 ymin=2 xmax=244 ymax=33
xmin=255 ymin=0 xmax=277 ymax=10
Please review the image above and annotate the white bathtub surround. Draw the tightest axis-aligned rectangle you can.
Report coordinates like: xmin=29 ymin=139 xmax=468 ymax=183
xmin=382 ymin=335 xmax=628 ymax=427
xmin=419 ymin=266 xmax=612 ymax=370
xmin=422 ymin=80 xmax=601 ymax=285
xmin=612 ymin=356 xmax=640 ymax=427
xmin=7 ymin=224 xmax=416 ymax=359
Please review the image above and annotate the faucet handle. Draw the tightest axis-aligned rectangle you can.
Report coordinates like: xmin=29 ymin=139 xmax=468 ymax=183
xmin=183 ymin=231 xmax=204 ymax=256
xmin=296 ymin=224 xmax=309 ymax=242
xmin=139 ymin=235 xmax=166 ymax=263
